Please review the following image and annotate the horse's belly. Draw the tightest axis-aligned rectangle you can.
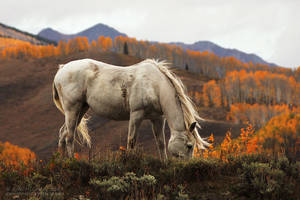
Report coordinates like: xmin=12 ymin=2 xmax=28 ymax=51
xmin=93 ymin=108 xmax=130 ymax=120
xmin=87 ymin=95 xmax=130 ymax=121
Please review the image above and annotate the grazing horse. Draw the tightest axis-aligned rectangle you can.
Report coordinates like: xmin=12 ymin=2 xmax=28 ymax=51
xmin=52 ymin=59 xmax=209 ymax=160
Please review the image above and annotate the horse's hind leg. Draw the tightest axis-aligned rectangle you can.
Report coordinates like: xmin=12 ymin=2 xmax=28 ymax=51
xmin=127 ymin=110 xmax=144 ymax=150
xmin=58 ymin=123 xmax=67 ymax=156
xmin=151 ymin=117 xmax=167 ymax=161
xmin=64 ymin=102 xmax=89 ymax=157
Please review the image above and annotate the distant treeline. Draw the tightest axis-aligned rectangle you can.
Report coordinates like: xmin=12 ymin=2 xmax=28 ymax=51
xmin=1 ymin=35 xmax=299 ymax=78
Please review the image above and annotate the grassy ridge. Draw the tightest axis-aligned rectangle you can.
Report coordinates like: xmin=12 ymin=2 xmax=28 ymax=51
xmin=0 ymin=22 xmax=56 ymax=45
xmin=1 ymin=150 xmax=299 ymax=200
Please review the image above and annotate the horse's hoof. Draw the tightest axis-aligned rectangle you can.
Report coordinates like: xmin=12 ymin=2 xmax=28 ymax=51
xmin=57 ymin=148 xmax=65 ymax=157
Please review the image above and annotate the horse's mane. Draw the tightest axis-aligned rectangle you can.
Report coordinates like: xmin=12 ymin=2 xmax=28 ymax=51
xmin=146 ymin=59 xmax=210 ymax=149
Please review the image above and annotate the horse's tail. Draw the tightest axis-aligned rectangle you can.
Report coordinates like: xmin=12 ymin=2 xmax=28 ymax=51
xmin=52 ymin=81 xmax=91 ymax=147
xmin=151 ymin=59 xmax=210 ymax=150
xmin=52 ymin=82 xmax=64 ymax=115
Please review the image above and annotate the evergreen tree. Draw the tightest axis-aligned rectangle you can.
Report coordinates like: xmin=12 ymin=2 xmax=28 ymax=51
xmin=123 ymin=42 xmax=129 ymax=55
xmin=185 ymin=63 xmax=189 ymax=71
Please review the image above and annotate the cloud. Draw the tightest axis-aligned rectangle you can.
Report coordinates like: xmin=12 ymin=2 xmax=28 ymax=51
xmin=270 ymin=24 xmax=300 ymax=68
xmin=269 ymin=1 xmax=300 ymax=68
xmin=0 ymin=0 xmax=299 ymax=67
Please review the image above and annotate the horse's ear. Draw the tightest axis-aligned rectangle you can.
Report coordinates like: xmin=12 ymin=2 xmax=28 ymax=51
xmin=189 ymin=122 xmax=197 ymax=132
xmin=187 ymin=142 xmax=193 ymax=149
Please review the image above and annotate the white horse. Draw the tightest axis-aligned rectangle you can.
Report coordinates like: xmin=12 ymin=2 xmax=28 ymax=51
xmin=52 ymin=59 xmax=209 ymax=160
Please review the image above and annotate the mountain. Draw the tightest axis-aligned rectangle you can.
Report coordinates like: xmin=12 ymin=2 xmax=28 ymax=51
xmin=38 ymin=23 xmax=127 ymax=43
xmin=37 ymin=28 xmax=72 ymax=42
xmin=0 ymin=22 xmax=55 ymax=45
xmin=172 ymin=41 xmax=275 ymax=66
xmin=39 ymin=23 xmax=275 ymax=66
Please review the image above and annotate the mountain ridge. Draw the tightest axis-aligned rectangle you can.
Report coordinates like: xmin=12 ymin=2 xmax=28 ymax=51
xmin=38 ymin=23 xmax=127 ymax=42
xmin=171 ymin=41 xmax=276 ymax=66
xmin=0 ymin=22 xmax=56 ymax=45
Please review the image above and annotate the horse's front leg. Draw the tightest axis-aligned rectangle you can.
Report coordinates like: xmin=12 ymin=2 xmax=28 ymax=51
xmin=127 ymin=110 xmax=144 ymax=149
xmin=151 ymin=117 xmax=168 ymax=161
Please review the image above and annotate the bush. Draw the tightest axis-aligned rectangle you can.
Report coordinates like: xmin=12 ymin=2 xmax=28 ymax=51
xmin=225 ymin=153 xmax=271 ymax=174
xmin=1 ymin=151 xmax=299 ymax=199
xmin=90 ymin=172 xmax=156 ymax=199
xmin=234 ymin=161 xmax=297 ymax=199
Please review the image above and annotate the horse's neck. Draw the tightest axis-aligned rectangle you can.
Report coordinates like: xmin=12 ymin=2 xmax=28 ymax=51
xmin=162 ymin=96 xmax=186 ymax=135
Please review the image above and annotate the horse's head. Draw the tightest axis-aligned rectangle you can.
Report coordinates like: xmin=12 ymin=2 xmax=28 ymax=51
xmin=168 ymin=122 xmax=197 ymax=160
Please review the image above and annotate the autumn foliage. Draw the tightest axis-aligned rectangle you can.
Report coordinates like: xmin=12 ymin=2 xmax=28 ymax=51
xmin=0 ymin=35 xmax=294 ymax=75
xmin=196 ymin=69 xmax=300 ymax=128
xmin=226 ymin=103 xmax=300 ymax=127
xmin=195 ymin=123 xmax=261 ymax=160
xmin=0 ymin=37 xmax=32 ymax=49
xmin=257 ymin=112 xmax=300 ymax=160
xmin=0 ymin=141 xmax=36 ymax=168
xmin=197 ymin=70 xmax=300 ymax=107
xmin=196 ymin=111 xmax=300 ymax=162
xmin=202 ymin=80 xmax=222 ymax=107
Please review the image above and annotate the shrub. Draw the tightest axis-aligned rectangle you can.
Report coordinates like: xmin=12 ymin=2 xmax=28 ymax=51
xmin=234 ymin=161 xmax=296 ymax=199
xmin=1 ymin=150 xmax=299 ymax=199
xmin=225 ymin=153 xmax=271 ymax=174
xmin=90 ymin=172 xmax=156 ymax=199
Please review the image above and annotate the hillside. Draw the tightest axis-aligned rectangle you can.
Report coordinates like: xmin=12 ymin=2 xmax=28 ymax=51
xmin=0 ymin=22 xmax=55 ymax=45
xmin=172 ymin=41 xmax=276 ymax=66
xmin=38 ymin=23 xmax=127 ymax=42
xmin=0 ymin=37 xmax=31 ymax=49
xmin=2 ymin=23 xmax=297 ymax=160
xmin=0 ymin=51 xmax=243 ymax=159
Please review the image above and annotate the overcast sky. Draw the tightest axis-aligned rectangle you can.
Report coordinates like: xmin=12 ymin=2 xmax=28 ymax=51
xmin=1 ymin=0 xmax=299 ymax=68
